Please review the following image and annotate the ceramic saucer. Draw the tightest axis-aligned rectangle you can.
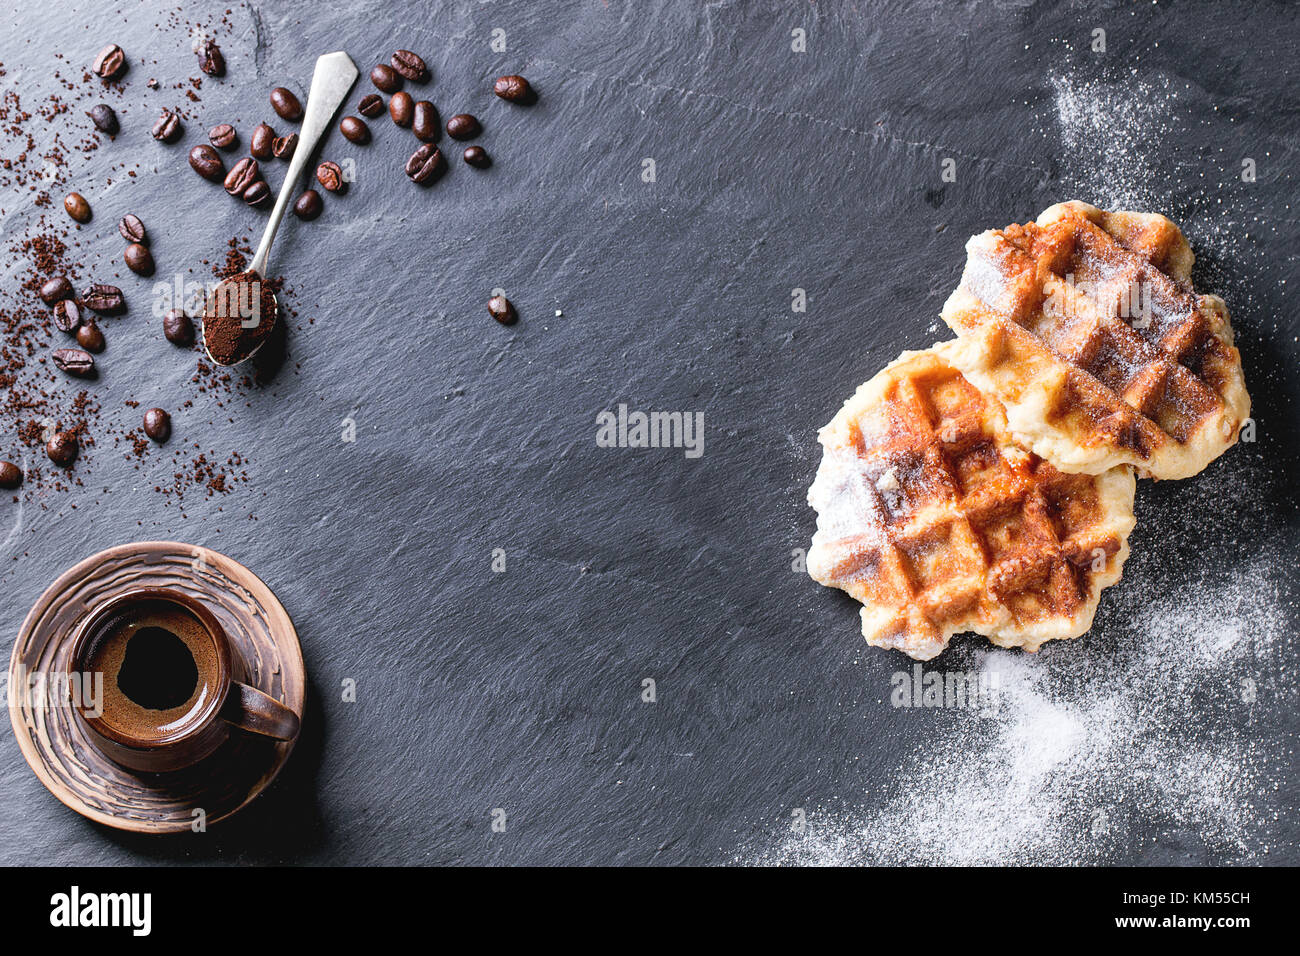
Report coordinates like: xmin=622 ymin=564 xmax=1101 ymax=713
xmin=8 ymin=541 xmax=305 ymax=833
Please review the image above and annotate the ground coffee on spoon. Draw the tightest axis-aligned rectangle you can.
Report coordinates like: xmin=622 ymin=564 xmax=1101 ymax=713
xmin=200 ymin=270 xmax=278 ymax=365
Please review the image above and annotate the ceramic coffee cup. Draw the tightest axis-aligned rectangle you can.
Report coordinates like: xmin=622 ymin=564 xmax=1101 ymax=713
xmin=67 ymin=588 xmax=300 ymax=772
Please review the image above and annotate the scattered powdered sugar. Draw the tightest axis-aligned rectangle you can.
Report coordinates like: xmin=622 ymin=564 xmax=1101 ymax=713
xmin=1048 ymin=72 xmax=1179 ymax=213
xmin=741 ymin=548 xmax=1291 ymax=865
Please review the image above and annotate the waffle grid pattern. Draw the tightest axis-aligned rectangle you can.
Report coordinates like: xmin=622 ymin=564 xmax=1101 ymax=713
xmin=808 ymin=348 xmax=1133 ymax=659
xmin=942 ymin=201 xmax=1249 ymax=478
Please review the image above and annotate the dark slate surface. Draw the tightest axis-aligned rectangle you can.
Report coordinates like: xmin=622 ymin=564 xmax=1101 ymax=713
xmin=1 ymin=0 xmax=1297 ymax=865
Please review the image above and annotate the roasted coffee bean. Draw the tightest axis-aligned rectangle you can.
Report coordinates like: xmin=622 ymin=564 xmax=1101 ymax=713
xmin=270 ymin=87 xmax=303 ymax=121
xmin=52 ymin=299 xmax=82 ymax=334
xmin=152 ymin=109 xmax=182 ymax=142
xmin=209 ymin=123 xmax=238 ymax=149
xmin=390 ymin=50 xmax=428 ymax=82
xmin=80 ymin=283 xmax=124 ymax=314
xmin=198 ymin=39 xmax=225 ymax=77
xmin=163 ymin=308 xmax=193 ymax=345
xmin=412 ymin=101 xmax=439 ymax=142
xmin=76 ymin=321 xmax=105 ymax=352
xmin=358 ymin=93 xmax=384 ymax=118
xmin=224 ymin=157 xmax=259 ymax=196
xmin=293 ymin=189 xmax=323 ymax=221
xmin=46 ymin=431 xmax=78 ymax=468
xmin=272 ymin=132 xmax=298 ymax=160
xmin=52 ymin=348 xmax=95 ymax=377
xmin=124 ymin=242 xmax=154 ymax=276
xmin=316 ymin=161 xmax=345 ymax=193
xmin=142 ymin=408 xmax=171 ymax=442
xmin=389 ymin=90 xmax=413 ymax=127
xmin=339 ymin=116 xmax=370 ymax=144
xmin=93 ymin=44 xmax=126 ymax=80
xmin=188 ymin=144 xmax=226 ymax=181
xmin=446 ymin=113 xmax=481 ymax=140
xmin=250 ymin=122 xmax=275 ymax=159
xmin=487 ymin=294 xmax=517 ymax=325
xmin=243 ymin=180 xmax=270 ymax=206
xmin=64 ymin=192 xmax=91 ymax=223
xmin=405 ymin=143 xmax=445 ymax=185
xmin=39 ymin=275 xmax=73 ymax=305
xmin=493 ymin=74 xmax=535 ymax=104
xmin=118 ymin=213 xmax=146 ymax=244
xmin=0 ymin=461 xmax=21 ymax=489
xmin=371 ymin=63 xmax=401 ymax=93
xmin=463 ymin=145 xmax=490 ymax=168
xmin=89 ymin=103 xmax=119 ymax=135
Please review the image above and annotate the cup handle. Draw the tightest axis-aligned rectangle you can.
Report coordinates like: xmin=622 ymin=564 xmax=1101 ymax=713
xmin=221 ymin=681 xmax=301 ymax=740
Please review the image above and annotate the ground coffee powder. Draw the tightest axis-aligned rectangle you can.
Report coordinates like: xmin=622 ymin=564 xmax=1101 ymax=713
xmin=200 ymin=270 xmax=278 ymax=365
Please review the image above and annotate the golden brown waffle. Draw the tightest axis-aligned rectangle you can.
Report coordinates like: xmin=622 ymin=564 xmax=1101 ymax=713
xmin=807 ymin=343 xmax=1135 ymax=660
xmin=940 ymin=200 xmax=1250 ymax=479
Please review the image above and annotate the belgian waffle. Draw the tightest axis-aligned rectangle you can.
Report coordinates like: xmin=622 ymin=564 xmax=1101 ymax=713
xmin=807 ymin=343 xmax=1136 ymax=660
xmin=940 ymin=200 xmax=1250 ymax=479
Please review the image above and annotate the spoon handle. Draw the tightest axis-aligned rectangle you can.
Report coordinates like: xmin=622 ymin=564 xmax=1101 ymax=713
xmin=249 ymin=51 xmax=358 ymax=276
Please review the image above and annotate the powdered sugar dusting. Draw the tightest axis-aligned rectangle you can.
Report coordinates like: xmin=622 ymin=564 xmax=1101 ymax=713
xmin=740 ymin=550 xmax=1290 ymax=865
xmin=1049 ymin=73 xmax=1178 ymax=212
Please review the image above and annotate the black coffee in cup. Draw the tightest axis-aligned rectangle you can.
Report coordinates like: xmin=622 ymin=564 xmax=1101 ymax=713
xmin=81 ymin=599 xmax=220 ymax=741
xmin=70 ymin=587 xmax=301 ymax=772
